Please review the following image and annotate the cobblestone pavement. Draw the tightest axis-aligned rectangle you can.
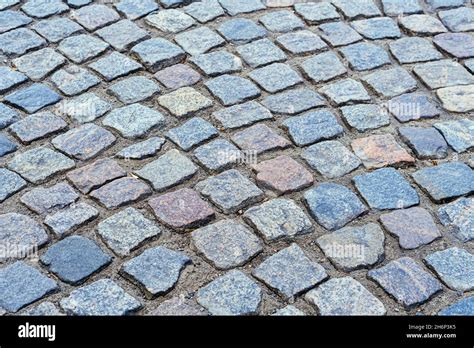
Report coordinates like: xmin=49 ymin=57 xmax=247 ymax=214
xmin=0 ymin=0 xmax=473 ymax=316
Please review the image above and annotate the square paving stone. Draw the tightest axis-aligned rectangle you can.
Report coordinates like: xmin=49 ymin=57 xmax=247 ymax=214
xmin=276 ymin=30 xmax=327 ymax=55
xmin=399 ymin=14 xmax=447 ymax=35
xmin=294 ymin=2 xmax=340 ymax=24
xmin=319 ymin=22 xmax=362 ymax=47
xmin=135 ymin=149 xmax=198 ymax=192
xmin=436 ymin=85 xmax=474 ymax=113
xmin=195 ymin=169 xmax=264 ymax=213
xmin=121 ymin=246 xmax=191 ymax=298
xmin=439 ymin=7 xmax=474 ymax=32
xmin=351 ymin=134 xmax=415 ymax=169
xmin=236 ymin=38 xmax=286 ymax=68
xmin=302 ymin=140 xmax=361 ymax=179
xmin=387 ymin=93 xmax=440 ymax=123
xmin=381 ymin=0 xmax=423 ymax=15
xmin=21 ymin=0 xmax=68 ymax=19
xmin=212 ymin=101 xmax=272 ymax=129
xmin=108 ymin=76 xmax=159 ymax=104
xmin=98 ymin=207 xmax=161 ymax=256
xmin=71 ymin=4 xmax=119 ymax=31
xmin=426 ymin=0 xmax=465 ymax=9
xmin=151 ymin=296 xmax=209 ymax=316
xmin=282 ymin=109 xmax=344 ymax=146
xmin=319 ymin=78 xmax=371 ymax=105
xmin=146 ymin=10 xmax=195 ymax=33
xmin=193 ymin=138 xmax=242 ymax=172
xmin=380 ymin=207 xmax=441 ymax=250
xmin=351 ymin=17 xmax=401 ymax=40
xmin=413 ymin=60 xmax=474 ymax=89
xmin=90 ymin=177 xmax=151 ymax=209
xmin=412 ymin=162 xmax=474 ymax=202
xmin=340 ymin=42 xmax=391 ymax=71
xmin=184 ymin=0 xmax=224 ymax=23
xmin=96 ymin=20 xmax=149 ymax=52
xmin=399 ymin=126 xmax=448 ymax=159
xmin=166 ymin=117 xmax=217 ymax=151
xmin=103 ymin=104 xmax=165 ymax=138
xmin=197 ymin=270 xmax=262 ymax=315
xmin=433 ymin=33 xmax=474 ymax=59
xmin=300 ymin=51 xmax=347 ymax=83
xmin=131 ymin=38 xmax=185 ymax=72
xmin=438 ymin=296 xmax=474 ymax=316
xmin=175 ymin=27 xmax=225 ymax=55
xmin=438 ymin=197 xmax=474 ymax=242
xmin=0 ymin=168 xmax=26 ymax=203
xmin=192 ymin=220 xmax=262 ymax=270
xmin=32 ymin=17 xmax=83 ymax=43
xmin=217 ymin=18 xmax=267 ymax=45
xmin=253 ymin=155 xmax=314 ymax=195
xmin=158 ymin=87 xmax=212 ymax=117
xmin=56 ymin=93 xmax=111 ymax=124
xmin=0 ymin=28 xmax=46 ymax=57
xmin=116 ymin=137 xmax=166 ymax=160
xmin=51 ymin=66 xmax=100 ymax=96
xmin=231 ymin=123 xmax=290 ymax=155
xmin=9 ymin=111 xmax=67 ymax=144
xmin=306 ymin=277 xmax=386 ymax=315
xmin=44 ymin=202 xmax=99 ymax=236
xmin=389 ymin=38 xmax=443 ymax=65
xmin=60 ymin=278 xmax=141 ymax=315
xmin=89 ymin=52 xmax=143 ymax=82
xmin=341 ymin=104 xmax=390 ymax=132
xmin=190 ymin=50 xmax=242 ymax=76
xmin=66 ymin=158 xmax=126 ymax=194
xmin=8 ymin=147 xmax=74 ymax=184
xmin=0 ymin=213 xmax=48 ymax=261
xmin=0 ymin=10 xmax=32 ymax=34
xmin=331 ymin=0 xmax=381 ymax=19
xmin=41 ymin=236 xmax=111 ymax=285
xmin=249 ymin=63 xmax=302 ymax=93
xmin=12 ymin=48 xmax=65 ymax=81
xmin=259 ymin=10 xmax=304 ymax=33
xmin=0 ymin=261 xmax=58 ymax=313
xmin=0 ymin=134 xmax=17 ymax=157
xmin=253 ymin=244 xmax=327 ymax=299
xmin=5 ymin=83 xmax=61 ymax=113
xmin=304 ymin=182 xmax=367 ymax=231
xmin=261 ymin=88 xmax=325 ymax=115
xmin=114 ymin=0 xmax=158 ymax=20
xmin=20 ymin=181 xmax=78 ymax=215
xmin=362 ymin=68 xmax=418 ymax=98
xmin=368 ymin=257 xmax=442 ymax=308
xmin=150 ymin=188 xmax=215 ymax=230
xmin=425 ymin=247 xmax=474 ymax=292
xmin=244 ymin=198 xmax=313 ymax=242
xmin=353 ymin=168 xmax=420 ymax=210
xmin=52 ymin=123 xmax=115 ymax=160
xmin=155 ymin=64 xmax=201 ymax=90
xmin=0 ymin=67 xmax=27 ymax=94
xmin=205 ymin=75 xmax=260 ymax=106
xmin=318 ymin=223 xmax=385 ymax=271
xmin=58 ymin=34 xmax=109 ymax=64
xmin=218 ymin=0 xmax=265 ymax=16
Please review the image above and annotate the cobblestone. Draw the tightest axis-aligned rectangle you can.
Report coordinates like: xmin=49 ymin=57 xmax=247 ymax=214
xmin=0 ymin=169 xmax=26 ymax=203
xmin=90 ymin=177 xmax=151 ymax=209
xmin=9 ymin=112 xmax=67 ymax=144
xmin=438 ymin=198 xmax=474 ymax=242
xmin=44 ymin=202 xmax=99 ymax=237
xmin=20 ymin=182 xmax=78 ymax=215
xmin=154 ymin=64 xmax=201 ymax=90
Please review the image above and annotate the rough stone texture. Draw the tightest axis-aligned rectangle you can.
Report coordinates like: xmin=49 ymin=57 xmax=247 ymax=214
xmin=131 ymin=38 xmax=185 ymax=72
xmin=305 ymin=277 xmax=386 ymax=315
xmin=24 ymin=302 xmax=63 ymax=316
xmin=433 ymin=33 xmax=474 ymax=59
xmin=436 ymin=85 xmax=474 ymax=113
xmin=434 ymin=119 xmax=474 ymax=153
xmin=71 ymin=4 xmax=120 ymax=31
xmin=184 ymin=0 xmax=224 ymax=23
xmin=399 ymin=126 xmax=448 ymax=159
xmin=400 ymin=14 xmax=447 ymax=35
xmin=253 ymin=244 xmax=327 ymax=299
xmin=56 ymin=93 xmax=111 ymax=124
xmin=90 ymin=177 xmax=151 ymax=209
xmin=331 ymin=0 xmax=381 ymax=19
xmin=108 ymin=76 xmax=159 ymax=104
xmin=380 ymin=208 xmax=441 ymax=249
xmin=4 ymin=83 xmax=61 ymax=113
xmin=20 ymin=182 xmax=78 ymax=215
xmin=414 ymin=60 xmax=474 ymax=89
xmin=236 ymin=38 xmax=286 ymax=68
xmin=351 ymin=17 xmax=401 ymax=40
xmin=190 ymin=50 xmax=242 ymax=76
xmin=276 ymin=30 xmax=327 ymax=55
xmin=192 ymin=220 xmax=262 ymax=270
xmin=44 ymin=202 xmax=99 ymax=237
xmin=273 ymin=305 xmax=306 ymax=316
xmin=319 ymin=78 xmax=371 ymax=105
xmin=116 ymin=137 xmax=165 ymax=160
xmin=89 ymin=52 xmax=143 ymax=82
xmin=193 ymin=138 xmax=241 ymax=172
xmin=438 ymin=197 xmax=474 ymax=242
xmin=362 ymin=68 xmax=418 ymax=98
xmin=0 ymin=104 xmax=20 ymax=129
xmin=114 ymin=0 xmax=158 ymax=20
xmin=249 ymin=63 xmax=303 ymax=93
xmin=388 ymin=93 xmax=440 ymax=122
xmin=175 ymin=27 xmax=225 ymax=55
xmin=58 ymin=34 xmax=109 ymax=64
xmin=301 ymin=51 xmax=346 ymax=83
xmin=261 ymin=88 xmax=325 ymax=115
xmin=51 ymin=66 xmax=101 ymax=96
xmin=9 ymin=112 xmax=67 ymax=144
xmin=439 ymin=296 xmax=474 ymax=316
xmin=294 ymin=2 xmax=339 ymax=24
xmin=340 ymin=42 xmax=390 ymax=71
xmin=146 ymin=10 xmax=195 ymax=33
xmin=158 ymin=87 xmax=212 ymax=117
xmin=166 ymin=117 xmax=217 ymax=151
xmin=231 ymin=124 xmax=290 ymax=155
xmin=389 ymin=38 xmax=443 ymax=64
xmin=151 ymin=296 xmax=209 ymax=316
xmin=382 ymin=0 xmax=423 ymax=15
xmin=205 ymin=75 xmax=260 ymax=106
xmin=259 ymin=10 xmax=304 ymax=33
xmin=212 ymin=101 xmax=272 ymax=129
xmin=13 ymin=48 xmax=66 ymax=81
xmin=0 ymin=28 xmax=46 ymax=57
xmin=218 ymin=0 xmax=265 ymax=16
xmin=0 ymin=10 xmax=32 ymax=34
xmin=0 ymin=134 xmax=17 ymax=157
xmin=0 ymin=67 xmax=27 ymax=94
xmin=155 ymin=64 xmax=201 ymax=89
xmin=0 ymin=168 xmax=26 ymax=203
xmin=438 ymin=7 xmax=474 ymax=32
xmin=217 ymin=18 xmax=267 ymax=44
xmin=32 ymin=17 xmax=83 ymax=43
xmin=319 ymin=22 xmax=362 ymax=47
xmin=340 ymin=104 xmax=390 ymax=132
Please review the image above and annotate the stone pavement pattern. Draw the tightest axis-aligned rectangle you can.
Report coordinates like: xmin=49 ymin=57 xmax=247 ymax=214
xmin=0 ymin=0 xmax=473 ymax=316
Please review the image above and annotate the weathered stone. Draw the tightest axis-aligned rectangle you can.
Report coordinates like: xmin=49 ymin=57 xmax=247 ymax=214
xmin=301 ymin=51 xmax=346 ymax=84
xmin=217 ymin=18 xmax=267 ymax=45
xmin=90 ymin=177 xmax=151 ymax=209
xmin=390 ymin=38 xmax=443 ymax=64
xmin=21 ymin=0 xmax=68 ymax=19
xmin=362 ymin=68 xmax=417 ymax=98
xmin=249 ymin=63 xmax=302 ymax=93
xmin=381 ymin=0 xmax=423 ymax=15
xmin=5 ymin=83 xmax=61 ymax=113
xmin=146 ymin=10 xmax=195 ymax=34
xmin=262 ymin=88 xmax=325 ymax=115
xmin=253 ymin=244 xmax=327 ymax=299
xmin=236 ymin=38 xmax=286 ymax=68
xmin=21 ymin=182 xmax=78 ymax=215
xmin=13 ymin=48 xmax=65 ymax=81
xmin=278 ymin=31 xmax=327 ymax=56
xmin=108 ymin=76 xmax=159 ymax=104
xmin=32 ymin=17 xmax=83 ymax=43
xmin=259 ymin=10 xmax=304 ymax=33
xmin=212 ymin=101 xmax=272 ymax=129
xmin=436 ymin=85 xmax=474 ymax=113
xmin=158 ymin=87 xmax=212 ymax=117
xmin=304 ymin=183 xmax=367 ymax=231
xmin=71 ymin=4 xmax=119 ymax=31
xmin=151 ymin=296 xmax=209 ymax=315
xmin=56 ymin=93 xmax=111 ymax=124
xmin=331 ymin=0 xmax=381 ymax=19
xmin=44 ymin=202 xmax=98 ymax=237
xmin=0 ymin=168 xmax=26 ymax=203
xmin=192 ymin=220 xmax=262 ymax=270
xmin=294 ymin=2 xmax=339 ymax=24
xmin=232 ymin=124 xmax=290 ymax=155
xmin=205 ymin=75 xmax=260 ymax=106
xmin=0 ymin=28 xmax=46 ymax=57
xmin=193 ymin=138 xmax=241 ymax=172
xmin=114 ymin=0 xmax=158 ymax=20
xmin=184 ymin=0 xmax=224 ymax=23
xmin=340 ymin=42 xmax=390 ymax=71
xmin=175 ymin=27 xmax=225 ymax=55
xmin=273 ymin=305 xmax=306 ymax=316
xmin=132 ymin=38 xmax=185 ymax=72
xmin=67 ymin=159 xmax=125 ymax=194
xmin=51 ymin=66 xmax=101 ymax=96
xmin=427 ymin=0 xmax=464 ymax=9
xmin=97 ymin=207 xmax=161 ymax=257
xmin=149 ymin=188 xmax=215 ymax=230
xmin=96 ymin=20 xmax=149 ymax=52
xmin=0 ymin=67 xmax=27 ymax=94
xmin=438 ymin=197 xmax=474 ymax=242
xmin=190 ymin=50 xmax=242 ymax=76
xmin=466 ymin=59 xmax=474 ymax=73
xmin=351 ymin=17 xmax=401 ymax=40
xmin=319 ymin=22 xmax=362 ymax=47
xmin=433 ymin=33 xmax=474 ymax=59
xmin=380 ymin=207 xmax=441 ymax=250
xmin=0 ymin=104 xmax=19 ymax=129
xmin=306 ymin=277 xmax=386 ymax=315
xmin=244 ymin=198 xmax=313 ymax=242
xmin=439 ymin=296 xmax=474 ymax=316
xmin=0 ymin=0 xmax=18 ymax=10
xmin=439 ymin=7 xmax=474 ymax=32
xmin=434 ymin=119 xmax=474 ymax=153
xmin=399 ymin=126 xmax=448 ymax=159
xmin=58 ymin=34 xmax=109 ymax=64
xmin=0 ymin=10 xmax=32 ymax=33
xmin=0 ymin=134 xmax=17 ymax=157
xmin=24 ymin=302 xmax=63 ymax=316
xmin=89 ymin=52 xmax=143 ymax=82
xmin=387 ymin=93 xmax=440 ymax=122
xmin=116 ymin=137 xmax=166 ymax=160
xmin=399 ymin=14 xmax=447 ymax=35
xmin=166 ymin=117 xmax=218 ymax=151
xmin=319 ymin=78 xmax=371 ymax=105
xmin=154 ymin=64 xmax=201 ymax=89
xmin=9 ymin=112 xmax=67 ymax=144
xmin=341 ymin=104 xmax=390 ymax=132
xmin=368 ymin=257 xmax=442 ymax=308
xmin=414 ymin=60 xmax=474 ymax=89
